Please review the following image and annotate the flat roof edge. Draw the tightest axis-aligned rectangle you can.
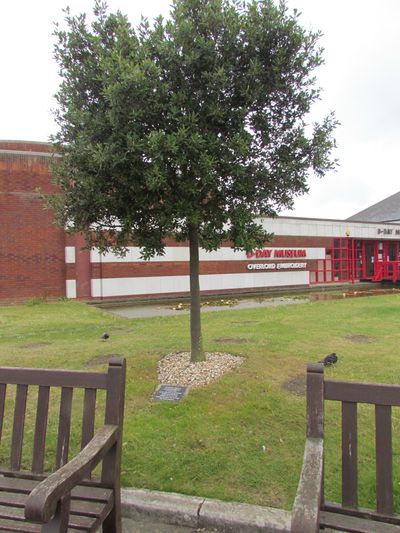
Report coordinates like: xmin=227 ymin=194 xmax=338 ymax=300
xmin=260 ymin=215 xmax=400 ymax=225
xmin=0 ymin=149 xmax=60 ymax=158
xmin=0 ymin=140 xmax=52 ymax=145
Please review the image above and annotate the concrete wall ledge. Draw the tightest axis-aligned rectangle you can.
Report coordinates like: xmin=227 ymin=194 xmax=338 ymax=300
xmin=121 ymin=488 xmax=291 ymax=532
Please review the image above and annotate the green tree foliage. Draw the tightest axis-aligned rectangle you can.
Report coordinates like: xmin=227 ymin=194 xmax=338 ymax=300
xmin=52 ymin=0 xmax=337 ymax=362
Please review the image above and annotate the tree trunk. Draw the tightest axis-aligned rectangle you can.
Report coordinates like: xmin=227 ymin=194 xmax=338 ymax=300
xmin=189 ymin=224 xmax=205 ymax=363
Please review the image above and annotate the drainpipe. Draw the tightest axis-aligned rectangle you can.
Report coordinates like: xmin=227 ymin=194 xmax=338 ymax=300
xmin=75 ymin=234 xmax=91 ymax=298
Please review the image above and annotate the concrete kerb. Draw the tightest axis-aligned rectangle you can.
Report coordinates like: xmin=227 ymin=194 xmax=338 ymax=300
xmin=121 ymin=488 xmax=291 ymax=532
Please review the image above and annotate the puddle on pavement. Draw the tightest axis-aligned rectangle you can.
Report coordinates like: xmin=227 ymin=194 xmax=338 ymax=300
xmin=97 ymin=286 xmax=400 ymax=320
xmin=99 ymin=295 xmax=309 ymax=319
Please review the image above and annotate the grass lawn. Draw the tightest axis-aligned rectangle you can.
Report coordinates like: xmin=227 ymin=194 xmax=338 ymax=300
xmin=0 ymin=293 xmax=400 ymax=511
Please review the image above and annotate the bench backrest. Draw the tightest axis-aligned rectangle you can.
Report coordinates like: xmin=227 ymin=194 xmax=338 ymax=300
xmin=0 ymin=358 xmax=125 ymax=478
xmin=307 ymin=363 xmax=399 ymax=517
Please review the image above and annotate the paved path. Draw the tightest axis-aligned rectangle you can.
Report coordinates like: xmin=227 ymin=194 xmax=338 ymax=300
xmin=100 ymin=295 xmax=309 ymax=319
xmin=123 ymin=517 xmax=216 ymax=532
xmin=97 ymin=283 xmax=392 ymax=320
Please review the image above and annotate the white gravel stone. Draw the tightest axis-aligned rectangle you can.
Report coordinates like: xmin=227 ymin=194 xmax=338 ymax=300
xmin=158 ymin=352 xmax=244 ymax=388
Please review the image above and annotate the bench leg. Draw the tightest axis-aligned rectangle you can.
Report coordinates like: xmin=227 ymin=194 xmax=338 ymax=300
xmin=102 ymin=487 xmax=121 ymax=533
xmin=102 ymin=506 xmax=121 ymax=533
xmin=101 ymin=441 xmax=122 ymax=533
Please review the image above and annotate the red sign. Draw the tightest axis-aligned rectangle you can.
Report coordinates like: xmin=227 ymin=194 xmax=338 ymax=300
xmin=247 ymin=249 xmax=307 ymax=259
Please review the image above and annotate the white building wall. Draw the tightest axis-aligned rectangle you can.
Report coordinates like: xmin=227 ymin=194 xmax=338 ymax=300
xmin=260 ymin=217 xmax=400 ymax=240
xmin=91 ymin=271 xmax=309 ymax=298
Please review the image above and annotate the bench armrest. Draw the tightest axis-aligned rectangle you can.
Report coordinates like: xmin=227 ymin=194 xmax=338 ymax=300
xmin=291 ymin=437 xmax=323 ymax=533
xmin=25 ymin=424 xmax=119 ymax=524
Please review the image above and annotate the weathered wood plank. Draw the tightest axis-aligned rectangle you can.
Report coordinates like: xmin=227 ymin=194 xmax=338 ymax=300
xmin=0 ymin=518 xmax=40 ymax=532
xmin=0 ymin=492 xmax=26 ymax=507
xmin=0 ymin=384 xmax=7 ymax=443
xmin=0 ymin=477 xmax=44 ymax=491
xmin=11 ymin=385 xmax=28 ymax=471
xmin=0 ymin=470 xmax=47 ymax=482
xmin=291 ymin=437 xmax=323 ymax=533
xmin=83 ymin=496 xmax=113 ymax=533
xmin=101 ymin=358 xmax=126 ymax=533
xmin=0 ymin=477 xmax=112 ymax=502
xmin=0 ymin=503 xmax=95 ymax=530
xmin=321 ymin=510 xmax=400 ymax=532
xmin=342 ymin=401 xmax=358 ymax=508
xmin=56 ymin=388 xmax=73 ymax=469
xmin=375 ymin=404 xmax=394 ymax=515
xmin=52 ymin=508 xmax=95 ymax=530
xmin=325 ymin=380 xmax=400 ymax=406
xmin=32 ymin=386 xmax=50 ymax=474
xmin=306 ymin=364 xmax=324 ymax=440
xmin=0 ymin=491 xmax=108 ymax=517
xmin=81 ymin=389 xmax=96 ymax=451
xmin=323 ymin=502 xmax=400 ymax=526
xmin=0 ymin=368 xmax=107 ymax=390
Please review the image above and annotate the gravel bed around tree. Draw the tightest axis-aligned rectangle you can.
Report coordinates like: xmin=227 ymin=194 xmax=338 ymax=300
xmin=158 ymin=351 xmax=244 ymax=388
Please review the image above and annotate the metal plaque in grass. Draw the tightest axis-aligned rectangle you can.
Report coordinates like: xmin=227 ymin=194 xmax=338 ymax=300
xmin=152 ymin=384 xmax=188 ymax=402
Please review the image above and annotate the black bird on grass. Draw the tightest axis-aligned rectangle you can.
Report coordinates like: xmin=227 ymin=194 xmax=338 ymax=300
xmin=101 ymin=332 xmax=110 ymax=341
xmin=319 ymin=353 xmax=338 ymax=366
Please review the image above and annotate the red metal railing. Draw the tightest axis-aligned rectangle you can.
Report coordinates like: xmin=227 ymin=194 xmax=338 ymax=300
xmin=373 ymin=261 xmax=400 ymax=282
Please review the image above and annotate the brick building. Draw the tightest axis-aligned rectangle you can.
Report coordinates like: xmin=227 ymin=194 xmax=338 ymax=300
xmin=1 ymin=140 xmax=400 ymax=302
xmin=0 ymin=141 xmax=66 ymax=301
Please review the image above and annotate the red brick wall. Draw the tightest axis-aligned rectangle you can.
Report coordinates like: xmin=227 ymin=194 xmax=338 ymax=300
xmin=0 ymin=144 xmax=66 ymax=301
xmin=270 ymin=235 xmax=332 ymax=247
xmin=90 ymin=257 xmax=320 ymax=279
xmin=0 ymin=140 xmax=335 ymax=301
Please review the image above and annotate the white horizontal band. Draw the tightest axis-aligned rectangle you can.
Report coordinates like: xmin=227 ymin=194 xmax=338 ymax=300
xmin=91 ymin=271 xmax=309 ymax=298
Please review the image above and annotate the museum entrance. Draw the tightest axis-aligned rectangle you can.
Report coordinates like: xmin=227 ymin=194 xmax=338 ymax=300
xmin=310 ymin=238 xmax=400 ymax=284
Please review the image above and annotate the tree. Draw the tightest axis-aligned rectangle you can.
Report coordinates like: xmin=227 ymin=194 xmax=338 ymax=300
xmin=51 ymin=0 xmax=337 ymax=362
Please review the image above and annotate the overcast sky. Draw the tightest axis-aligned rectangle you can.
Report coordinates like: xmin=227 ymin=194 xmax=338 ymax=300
xmin=1 ymin=0 xmax=399 ymax=220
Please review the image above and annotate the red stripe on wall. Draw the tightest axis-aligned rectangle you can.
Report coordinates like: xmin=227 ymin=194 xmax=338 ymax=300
xmin=90 ymin=259 xmax=312 ymax=279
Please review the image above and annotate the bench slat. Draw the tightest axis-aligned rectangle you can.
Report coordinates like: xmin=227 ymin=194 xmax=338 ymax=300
xmin=56 ymin=388 xmax=73 ymax=469
xmin=0 ymin=504 xmax=97 ymax=528
xmin=81 ymin=389 xmax=96 ymax=451
xmin=0 ymin=521 xmax=84 ymax=533
xmin=0 ymin=384 xmax=6 ymax=444
xmin=32 ymin=386 xmax=50 ymax=475
xmin=323 ymin=502 xmax=400 ymax=526
xmin=11 ymin=385 xmax=28 ymax=471
xmin=0 ymin=492 xmax=26 ymax=506
xmin=321 ymin=510 xmax=400 ymax=532
xmin=0 ymin=484 xmax=113 ymax=532
xmin=342 ymin=401 xmax=358 ymax=508
xmin=0 ymin=518 xmax=40 ymax=532
xmin=81 ymin=389 xmax=97 ymax=482
xmin=325 ymin=380 xmax=400 ymax=406
xmin=0 ymin=368 xmax=107 ymax=390
xmin=0 ymin=490 xmax=108 ymax=517
xmin=375 ymin=404 xmax=394 ymax=515
xmin=0 ymin=477 xmax=112 ymax=503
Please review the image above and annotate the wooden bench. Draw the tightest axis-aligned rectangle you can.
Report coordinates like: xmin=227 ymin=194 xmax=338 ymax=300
xmin=0 ymin=357 xmax=126 ymax=532
xmin=292 ymin=363 xmax=400 ymax=533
